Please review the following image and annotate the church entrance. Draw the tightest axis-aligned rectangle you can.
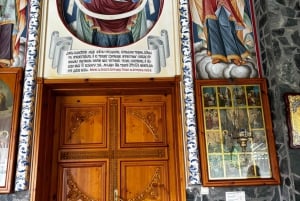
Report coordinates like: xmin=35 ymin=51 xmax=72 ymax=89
xmin=31 ymin=78 xmax=186 ymax=201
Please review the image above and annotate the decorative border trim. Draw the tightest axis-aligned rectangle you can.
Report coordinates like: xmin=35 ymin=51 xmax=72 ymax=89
xmin=178 ymin=0 xmax=200 ymax=184
xmin=14 ymin=0 xmax=40 ymax=191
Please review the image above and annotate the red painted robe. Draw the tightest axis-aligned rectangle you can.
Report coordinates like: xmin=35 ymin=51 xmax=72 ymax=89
xmin=192 ymin=0 xmax=217 ymax=25
xmin=216 ymin=0 xmax=245 ymax=27
xmin=202 ymin=0 xmax=217 ymax=23
xmin=82 ymin=0 xmax=139 ymax=34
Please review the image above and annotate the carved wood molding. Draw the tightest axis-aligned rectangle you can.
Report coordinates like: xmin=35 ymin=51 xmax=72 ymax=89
xmin=68 ymin=111 xmax=97 ymax=141
xmin=126 ymin=167 xmax=162 ymax=201
xmin=60 ymin=148 xmax=166 ymax=161
xmin=65 ymin=167 xmax=163 ymax=201
xmin=130 ymin=111 xmax=159 ymax=140
xmin=66 ymin=169 xmax=99 ymax=201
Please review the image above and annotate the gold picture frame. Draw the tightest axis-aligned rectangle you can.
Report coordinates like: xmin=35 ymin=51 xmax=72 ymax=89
xmin=285 ymin=93 xmax=300 ymax=148
xmin=0 ymin=67 xmax=23 ymax=193
xmin=195 ymin=78 xmax=280 ymax=186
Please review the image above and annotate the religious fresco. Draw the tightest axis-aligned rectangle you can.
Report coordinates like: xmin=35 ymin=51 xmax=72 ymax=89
xmin=189 ymin=0 xmax=262 ymax=79
xmin=38 ymin=0 xmax=181 ymax=78
xmin=0 ymin=0 xmax=27 ymax=67
xmin=58 ymin=0 xmax=163 ymax=47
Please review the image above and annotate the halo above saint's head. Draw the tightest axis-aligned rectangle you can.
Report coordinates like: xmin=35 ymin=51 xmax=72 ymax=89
xmin=74 ymin=0 xmax=148 ymax=20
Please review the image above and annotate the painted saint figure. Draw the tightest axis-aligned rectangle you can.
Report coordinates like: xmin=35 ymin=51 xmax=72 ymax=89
xmin=0 ymin=0 xmax=15 ymax=65
xmin=0 ymin=82 xmax=13 ymax=186
xmin=75 ymin=0 xmax=147 ymax=47
xmin=0 ymin=0 xmax=27 ymax=67
xmin=191 ymin=0 xmax=250 ymax=65
xmin=0 ymin=81 xmax=13 ymax=137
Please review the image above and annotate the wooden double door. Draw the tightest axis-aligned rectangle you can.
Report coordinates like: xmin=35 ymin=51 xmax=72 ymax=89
xmin=49 ymin=91 xmax=183 ymax=200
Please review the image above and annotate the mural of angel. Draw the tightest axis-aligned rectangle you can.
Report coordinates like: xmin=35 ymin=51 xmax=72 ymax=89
xmin=0 ymin=0 xmax=27 ymax=67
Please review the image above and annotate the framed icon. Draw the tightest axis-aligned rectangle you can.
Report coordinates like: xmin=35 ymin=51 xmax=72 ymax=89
xmin=0 ymin=67 xmax=23 ymax=193
xmin=195 ymin=78 xmax=280 ymax=186
xmin=285 ymin=93 xmax=300 ymax=148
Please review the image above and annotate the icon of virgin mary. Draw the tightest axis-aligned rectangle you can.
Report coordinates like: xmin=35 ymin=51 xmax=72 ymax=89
xmin=60 ymin=0 xmax=163 ymax=47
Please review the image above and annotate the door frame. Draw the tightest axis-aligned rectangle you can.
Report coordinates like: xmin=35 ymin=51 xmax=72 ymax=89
xmin=29 ymin=77 xmax=186 ymax=201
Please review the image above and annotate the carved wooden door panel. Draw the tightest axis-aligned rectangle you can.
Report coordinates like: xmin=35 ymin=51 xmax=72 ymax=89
xmin=51 ymin=94 xmax=178 ymax=201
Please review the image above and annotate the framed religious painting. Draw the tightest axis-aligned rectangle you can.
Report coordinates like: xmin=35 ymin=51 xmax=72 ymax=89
xmin=284 ymin=93 xmax=300 ymax=148
xmin=0 ymin=67 xmax=23 ymax=193
xmin=189 ymin=0 xmax=263 ymax=80
xmin=195 ymin=78 xmax=280 ymax=186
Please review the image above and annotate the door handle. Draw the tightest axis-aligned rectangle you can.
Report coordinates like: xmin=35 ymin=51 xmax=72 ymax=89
xmin=114 ymin=189 xmax=118 ymax=201
xmin=114 ymin=189 xmax=124 ymax=201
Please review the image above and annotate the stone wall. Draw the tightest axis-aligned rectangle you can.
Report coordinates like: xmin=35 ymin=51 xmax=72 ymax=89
xmin=187 ymin=0 xmax=300 ymax=200
xmin=0 ymin=191 xmax=29 ymax=201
